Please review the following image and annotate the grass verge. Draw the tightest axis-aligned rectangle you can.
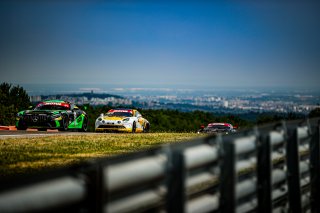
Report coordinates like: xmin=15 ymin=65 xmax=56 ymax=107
xmin=0 ymin=133 xmax=201 ymax=177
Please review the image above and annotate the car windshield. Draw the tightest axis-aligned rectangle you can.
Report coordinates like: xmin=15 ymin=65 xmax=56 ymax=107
xmin=208 ymin=125 xmax=231 ymax=130
xmin=35 ymin=104 xmax=70 ymax=111
xmin=106 ymin=112 xmax=133 ymax=117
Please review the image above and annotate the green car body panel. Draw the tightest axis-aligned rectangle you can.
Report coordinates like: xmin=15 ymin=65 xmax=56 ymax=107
xmin=16 ymin=100 xmax=88 ymax=131
xmin=67 ymin=114 xmax=87 ymax=129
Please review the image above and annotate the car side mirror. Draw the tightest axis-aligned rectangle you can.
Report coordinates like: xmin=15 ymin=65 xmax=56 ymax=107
xmin=100 ymin=113 xmax=104 ymax=117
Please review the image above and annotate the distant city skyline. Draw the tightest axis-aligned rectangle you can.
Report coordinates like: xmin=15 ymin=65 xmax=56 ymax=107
xmin=1 ymin=1 xmax=320 ymax=89
xmin=29 ymin=85 xmax=320 ymax=115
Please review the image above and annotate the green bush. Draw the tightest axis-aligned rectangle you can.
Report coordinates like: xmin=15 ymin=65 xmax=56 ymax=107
xmin=0 ymin=82 xmax=31 ymax=125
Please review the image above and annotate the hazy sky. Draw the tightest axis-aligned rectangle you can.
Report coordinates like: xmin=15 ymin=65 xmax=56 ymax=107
xmin=0 ymin=1 xmax=319 ymax=89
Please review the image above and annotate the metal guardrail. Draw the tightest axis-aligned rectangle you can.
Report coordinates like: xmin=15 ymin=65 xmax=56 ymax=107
xmin=0 ymin=117 xmax=319 ymax=213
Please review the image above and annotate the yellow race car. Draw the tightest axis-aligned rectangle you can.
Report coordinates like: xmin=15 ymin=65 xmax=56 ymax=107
xmin=95 ymin=109 xmax=150 ymax=133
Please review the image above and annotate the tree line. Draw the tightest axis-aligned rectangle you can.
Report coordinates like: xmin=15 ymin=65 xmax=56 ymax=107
xmin=1 ymin=82 xmax=320 ymax=132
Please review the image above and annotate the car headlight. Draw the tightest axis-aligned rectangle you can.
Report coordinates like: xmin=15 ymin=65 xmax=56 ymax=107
xmin=98 ymin=117 xmax=102 ymax=121
xmin=122 ymin=118 xmax=130 ymax=122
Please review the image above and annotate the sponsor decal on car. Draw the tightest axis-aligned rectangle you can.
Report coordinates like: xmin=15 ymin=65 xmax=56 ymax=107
xmin=36 ymin=102 xmax=70 ymax=108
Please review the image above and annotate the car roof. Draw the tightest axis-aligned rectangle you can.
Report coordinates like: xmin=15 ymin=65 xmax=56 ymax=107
xmin=108 ymin=109 xmax=134 ymax=113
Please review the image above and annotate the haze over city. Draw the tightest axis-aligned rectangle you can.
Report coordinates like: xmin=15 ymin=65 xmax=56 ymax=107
xmin=1 ymin=1 xmax=320 ymax=90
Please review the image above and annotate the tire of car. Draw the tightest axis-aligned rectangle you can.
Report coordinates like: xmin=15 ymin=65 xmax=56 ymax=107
xmin=132 ymin=122 xmax=136 ymax=133
xmin=59 ymin=115 xmax=69 ymax=131
xmin=17 ymin=121 xmax=27 ymax=130
xmin=80 ymin=116 xmax=88 ymax=132
xmin=143 ymin=123 xmax=150 ymax=133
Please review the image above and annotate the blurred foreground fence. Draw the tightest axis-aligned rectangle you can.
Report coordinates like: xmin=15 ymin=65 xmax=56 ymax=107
xmin=0 ymin=117 xmax=320 ymax=213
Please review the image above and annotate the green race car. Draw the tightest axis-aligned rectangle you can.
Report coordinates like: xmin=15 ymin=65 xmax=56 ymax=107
xmin=16 ymin=100 xmax=88 ymax=131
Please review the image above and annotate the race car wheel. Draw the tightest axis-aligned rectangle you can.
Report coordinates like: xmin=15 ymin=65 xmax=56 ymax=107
xmin=60 ymin=115 xmax=69 ymax=131
xmin=17 ymin=121 xmax=27 ymax=130
xmin=80 ymin=116 xmax=88 ymax=132
xmin=143 ymin=123 xmax=150 ymax=133
xmin=132 ymin=122 xmax=136 ymax=133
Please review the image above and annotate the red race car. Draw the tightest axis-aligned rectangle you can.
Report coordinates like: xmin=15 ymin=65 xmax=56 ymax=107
xmin=197 ymin=123 xmax=237 ymax=134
